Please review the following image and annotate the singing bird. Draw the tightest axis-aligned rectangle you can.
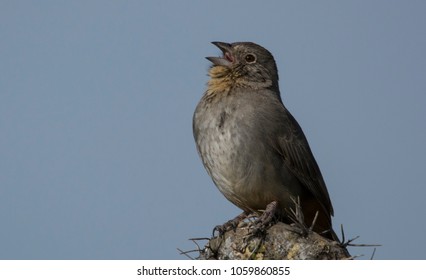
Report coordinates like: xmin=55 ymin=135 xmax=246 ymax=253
xmin=193 ymin=42 xmax=338 ymax=240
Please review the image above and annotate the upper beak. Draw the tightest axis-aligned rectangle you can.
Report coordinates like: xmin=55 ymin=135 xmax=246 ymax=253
xmin=206 ymin=41 xmax=234 ymax=67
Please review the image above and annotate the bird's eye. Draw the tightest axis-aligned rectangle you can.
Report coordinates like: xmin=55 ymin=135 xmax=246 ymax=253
xmin=245 ymin=54 xmax=256 ymax=63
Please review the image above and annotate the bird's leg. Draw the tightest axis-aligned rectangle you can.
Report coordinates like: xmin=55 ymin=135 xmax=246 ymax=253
xmin=259 ymin=200 xmax=278 ymax=225
xmin=213 ymin=212 xmax=249 ymax=237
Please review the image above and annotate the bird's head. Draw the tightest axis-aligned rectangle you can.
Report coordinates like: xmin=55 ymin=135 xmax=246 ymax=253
xmin=206 ymin=41 xmax=279 ymax=89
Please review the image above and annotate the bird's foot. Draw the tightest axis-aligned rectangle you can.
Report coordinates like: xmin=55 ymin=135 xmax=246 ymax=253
xmin=212 ymin=212 xmax=248 ymax=237
xmin=250 ymin=201 xmax=279 ymax=235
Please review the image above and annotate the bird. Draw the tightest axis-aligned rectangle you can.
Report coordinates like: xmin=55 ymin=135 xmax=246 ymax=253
xmin=193 ymin=41 xmax=338 ymax=241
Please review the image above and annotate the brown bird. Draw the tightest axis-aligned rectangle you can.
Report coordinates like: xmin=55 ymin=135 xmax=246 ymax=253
xmin=193 ymin=41 xmax=338 ymax=241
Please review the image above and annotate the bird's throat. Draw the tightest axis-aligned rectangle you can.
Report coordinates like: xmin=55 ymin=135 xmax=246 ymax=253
xmin=206 ymin=66 xmax=234 ymax=96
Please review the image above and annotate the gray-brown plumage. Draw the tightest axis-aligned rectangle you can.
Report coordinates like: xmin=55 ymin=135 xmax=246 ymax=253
xmin=193 ymin=42 xmax=338 ymax=240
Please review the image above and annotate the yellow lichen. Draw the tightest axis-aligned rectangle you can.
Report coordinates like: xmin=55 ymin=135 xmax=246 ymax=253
xmin=287 ymin=243 xmax=301 ymax=260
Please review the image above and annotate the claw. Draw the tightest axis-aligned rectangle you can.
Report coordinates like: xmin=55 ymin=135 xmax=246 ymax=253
xmin=212 ymin=212 xmax=248 ymax=237
xmin=212 ymin=225 xmax=226 ymax=237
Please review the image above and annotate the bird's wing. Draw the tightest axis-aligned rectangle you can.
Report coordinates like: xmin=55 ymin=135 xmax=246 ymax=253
xmin=274 ymin=109 xmax=334 ymax=216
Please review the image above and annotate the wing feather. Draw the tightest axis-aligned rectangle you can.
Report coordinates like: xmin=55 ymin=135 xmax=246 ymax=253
xmin=274 ymin=109 xmax=334 ymax=216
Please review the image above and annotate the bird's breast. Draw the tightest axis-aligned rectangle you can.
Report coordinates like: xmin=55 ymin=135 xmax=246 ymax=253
xmin=195 ymin=98 xmax=242 ymax=188
xmin=194 ymin=92 xmax=277 ymax=206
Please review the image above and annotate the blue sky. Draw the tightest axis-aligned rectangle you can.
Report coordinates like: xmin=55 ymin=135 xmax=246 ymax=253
xmin=1 ymin=0 xmax=425 ymax=259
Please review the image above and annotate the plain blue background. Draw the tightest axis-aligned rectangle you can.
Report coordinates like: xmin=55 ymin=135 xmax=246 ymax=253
xmin=1 ymin=1 xmax=425 ymax=259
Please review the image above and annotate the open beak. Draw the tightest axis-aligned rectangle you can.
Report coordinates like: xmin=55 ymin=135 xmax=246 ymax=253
xmin=206 ymin=42 xmax=234 ymax=67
